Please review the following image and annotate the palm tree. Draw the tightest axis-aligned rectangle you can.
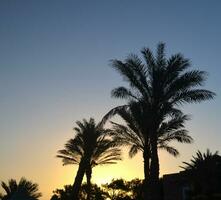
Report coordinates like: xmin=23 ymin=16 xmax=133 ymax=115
xmin=181 ymin=149 xmax=219 ymax=170
xmin=108 ymin=43 xmax=215 ymax=199
xmin=181 ymin=149 xmax=221 ymax=198
xmin=1 ymin=177 xmax=41 ymax=200
xmin=57 ymin=118 xmax=122 ymax=200
xmin=109 ymin=102 xmax=193 ymax=184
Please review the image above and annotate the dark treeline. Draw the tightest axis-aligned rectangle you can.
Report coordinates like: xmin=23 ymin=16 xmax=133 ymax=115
xmin=50 ymin=178 xmax=143 ymax=200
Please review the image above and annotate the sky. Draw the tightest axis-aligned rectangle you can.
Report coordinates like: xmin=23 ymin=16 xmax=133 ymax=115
xmin=0 ymin=0 xmax=221 ymax=199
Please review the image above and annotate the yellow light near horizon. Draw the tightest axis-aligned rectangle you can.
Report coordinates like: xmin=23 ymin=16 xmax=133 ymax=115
xmin=36 ymin=146 xmax=186 ymax=200
xmin=92 ymin=153 xmax=144 ymax=185
xmin=55 ymin=151 xmax=144 ymax=188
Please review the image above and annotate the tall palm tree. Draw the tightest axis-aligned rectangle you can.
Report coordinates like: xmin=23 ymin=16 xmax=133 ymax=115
xmin=108 ymin=43 xmax=215 ymax=199
xmin=57 ymin=118 xmax=122 ymax=200
xmin=109 ymin=103 xmax=193 ymax=183
xmin=1 ymin=177 xmax=41 ymax=200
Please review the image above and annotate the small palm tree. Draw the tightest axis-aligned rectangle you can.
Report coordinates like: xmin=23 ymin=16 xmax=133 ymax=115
xmin=1 ymin=177 xmax=41 ymax=200
xmin=181 ymin=149 xmax=219 ymax=170
xmin=181 ymin=149 xmax=221 ymax=198
xmin=57 ymin=118 xmax=122 ymax=200
xmin=108 ymin=43 xmax=215 ymax=199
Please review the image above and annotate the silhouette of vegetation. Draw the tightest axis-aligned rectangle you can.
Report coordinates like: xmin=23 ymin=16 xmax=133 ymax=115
xmin=104 ymin=42 xmax=215 ymax=199
xmin=103 ymin=179 xmax=130 ymax=200
xmin=50 ymin=183 xmax=109 ymax=200
xmin=181 ymin=149 xmax=219 ymax=170
xmin=1 ymin=177 xmax=41 ymax=200
xmin=181 ymin=149 xmax=221 ymax=199
xmin=108 ymin=103 xmax=192 ymax=191
xmin=50 ymin=185 xmax=72 ymax=200
xmin=103 ymin=178 xmax=143 ymax=200
xmin=57 ymin=118 xmax=122 ymax=199
xmin=79 ymin=183 xmax=109 ymax=200
xmin=51 ymin=178 xmax=143 ymax=200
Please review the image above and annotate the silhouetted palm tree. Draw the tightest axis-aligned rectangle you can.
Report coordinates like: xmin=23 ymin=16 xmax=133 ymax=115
xmin=109 ymin=103 xmax=192 ymax=183
xmin=181 ymin=149 xmax=219 ymax=170
xmin=181 ymin=149 xmax=221 ymax=198
xmin=107 ymin=43 xmax=215 ymax=199
xmin=1 ymin=178 xmax=41 ymax=200
xmin=57 ymin=118 xmax=122 ymax=200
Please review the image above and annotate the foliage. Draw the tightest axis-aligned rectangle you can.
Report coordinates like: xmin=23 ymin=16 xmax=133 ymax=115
xmin=57 ymin=118 xmax=122 ymax=199
xmin=182 ymin=149 xmax=221 ymax=198
xmin=103 ymin=178 xmax=143 ymax=200
xmin=57 ymin=118 xmax=122 ymax=167
xmin=51 ymin=183 xmax=109 ymax=200
xmin=79 ymin=183 xmax=109 ymax=200
xmin=106 ymin=42 xmax=215 ymax=199
xmin=51 ymin=179 xmax=143 ymax=200
xmin=109 ymin=103 xmax=192 ymax=177
xmin=50 ymin=185 xmax=73 ymax=200
xmin=1 ymin=177 xmax=41 ymax=200
xmin=181 ymin=149 xmax=220 ymax=170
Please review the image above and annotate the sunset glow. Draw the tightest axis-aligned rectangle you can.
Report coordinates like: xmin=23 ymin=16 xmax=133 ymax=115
xmin=0 ymin=1 xmax=221 ymax=200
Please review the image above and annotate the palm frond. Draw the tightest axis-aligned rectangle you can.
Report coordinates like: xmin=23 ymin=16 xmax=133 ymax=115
xmin=141 ymin=47 xmax=156 ymax=76
xmin=111 ymin=59 xmax=149 ymax=97
xmin=58 ymin=118 xmax=122 ymax=172
xmin=165 ymin=54 xmax=190 ymax=85
xmin=99 ymin=105 xmax=128 ymax=128
xmin=1 ymin=179 xmax=17 ymax=195
xmin=128 ymin=145 xmax=139 ymax=158
xmin=172 ymin=89 xmax=215 ymax=105
xmin=111 ymin=87 xmax=139 ymax=100
xmin=159 ymin=145 xmax=179 ymax=157
xmin=158 ymin=130 xmax=193 ymax=144
xmin=156 ymin=42 xmax=166 ymax=68
xmin=181 ymin=149 xmax=219 ymax=170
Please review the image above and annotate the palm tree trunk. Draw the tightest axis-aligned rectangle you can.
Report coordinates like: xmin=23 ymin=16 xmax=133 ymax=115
xmin=143 ymin=146 xmax=150 ymax=200
xmin=149 ymin=131 xmax=161 ymax=200
xmin=72 ymin=159 xmax=86 ymax=200
xmin=143 ymin=145 xmax=150 ymax=181
xmin=86 ymin=166 xmax=92 ymax=200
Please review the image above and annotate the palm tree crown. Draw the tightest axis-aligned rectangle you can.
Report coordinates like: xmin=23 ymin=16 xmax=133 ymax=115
xmin=109 ymin=102 xmax=192 ymax=182
xmin=181 ymin=149 xmax=221 ymax=197
xmin=181 ymin=149 xmax=220 ymax=170
xmin=111 ymin=103 xmax=193 ymax=157
xmin=57 ymin=118 xmax=122 ymax=168
xmin=1 ymin=178 xmax=41 ymax=200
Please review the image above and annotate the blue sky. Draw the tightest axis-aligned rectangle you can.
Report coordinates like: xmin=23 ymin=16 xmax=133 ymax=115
xmin=0 ymin=1 xmax=221 ymax=199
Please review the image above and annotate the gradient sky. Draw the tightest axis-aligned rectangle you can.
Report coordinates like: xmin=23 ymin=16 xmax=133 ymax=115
xmin=0 ymin=1 xmax=221 ymax=199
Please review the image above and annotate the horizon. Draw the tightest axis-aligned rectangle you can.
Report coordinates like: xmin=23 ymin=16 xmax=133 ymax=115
xmin=0 ymin=1 xmax=221 ymax=200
